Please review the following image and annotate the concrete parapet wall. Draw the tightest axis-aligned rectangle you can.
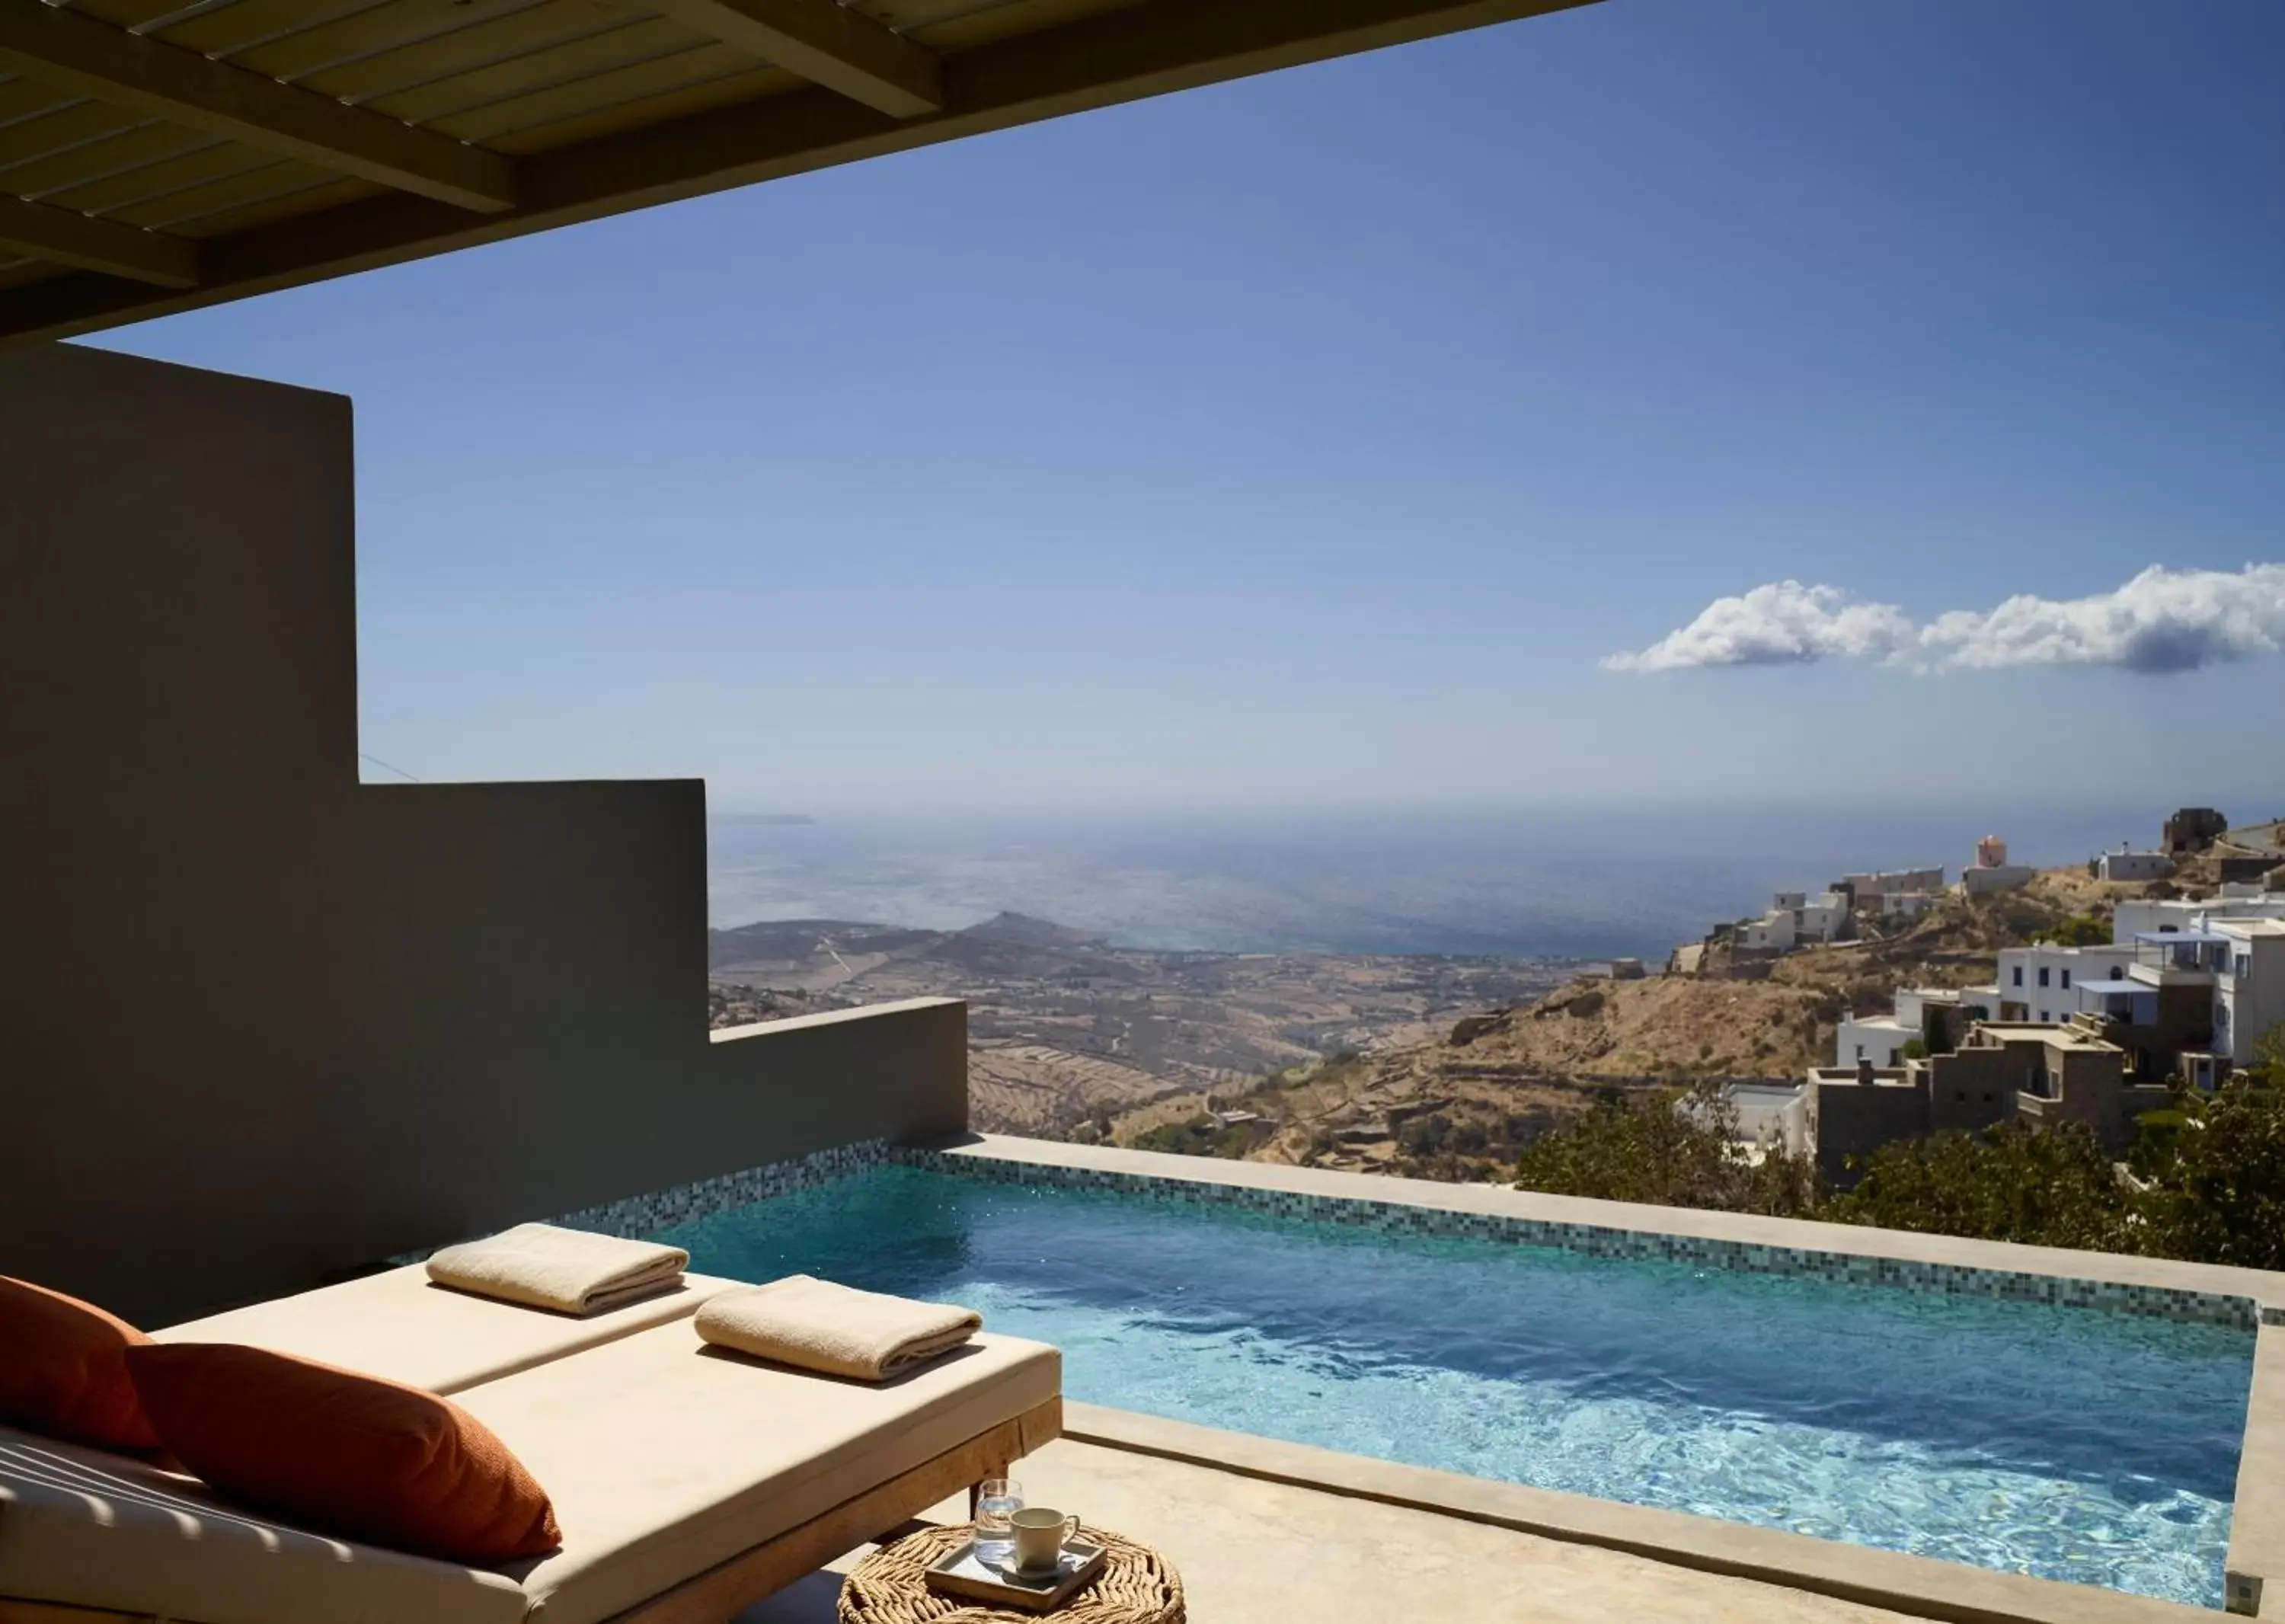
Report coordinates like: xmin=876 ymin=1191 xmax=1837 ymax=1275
xmin=0 ymin=346 xmax=964 ymax=1323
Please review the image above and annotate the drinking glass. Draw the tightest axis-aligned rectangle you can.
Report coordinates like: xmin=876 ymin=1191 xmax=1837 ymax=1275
xmin=973 ymin=1478 xmax=1023 ymax=1566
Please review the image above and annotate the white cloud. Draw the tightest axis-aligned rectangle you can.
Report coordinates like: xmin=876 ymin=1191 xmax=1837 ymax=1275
xmin=1916 ymin=564 xmax=2285 ymax=674
xmin=1598 ymin=580 xmax=1914 ymax=673
xmin=1605 ymin=564 xmax=2285 ymax=676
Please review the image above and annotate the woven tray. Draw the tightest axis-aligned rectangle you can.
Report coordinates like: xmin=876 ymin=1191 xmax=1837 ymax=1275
xmin=839 ymin=1523 xmax=1185 ymax=1623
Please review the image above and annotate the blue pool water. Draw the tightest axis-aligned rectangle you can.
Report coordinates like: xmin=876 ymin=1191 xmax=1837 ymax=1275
xmin=662 ymin=1167 xmax=2251 ymax=1606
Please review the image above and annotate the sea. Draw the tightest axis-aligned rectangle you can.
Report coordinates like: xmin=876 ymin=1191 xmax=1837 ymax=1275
xmin=707 ymin=802 xmax=2162 ymax=962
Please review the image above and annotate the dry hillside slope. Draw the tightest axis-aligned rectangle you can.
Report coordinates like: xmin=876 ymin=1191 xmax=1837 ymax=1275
xmin=1108 ymin=868 xmax=2139 ymax=1181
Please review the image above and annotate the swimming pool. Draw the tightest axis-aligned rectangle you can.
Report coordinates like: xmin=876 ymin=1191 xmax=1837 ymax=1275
xmin=660 ymin=1164 xmax=2251 ymax=1606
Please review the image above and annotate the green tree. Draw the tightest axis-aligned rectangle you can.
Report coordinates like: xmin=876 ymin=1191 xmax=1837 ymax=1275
xmin=2141 ymin=1071 xmax=2285 ymax=1269
xmin=1502 ymin=1027 xmax=2285 ymax=1267
xmin=2034 ymin=913 xmax=2110 ymax=947
xmin=1513 ymin=1083 xmax=1819 ymax=1217
xmin=2251 ymin=1023 xmax=2285 ymax=1088
xmin=1826 ymin=1121 xmax=2140 ymax=1253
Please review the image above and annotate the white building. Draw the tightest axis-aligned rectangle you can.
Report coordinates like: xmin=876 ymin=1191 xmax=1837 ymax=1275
xmin=2213 ymin=919 xmax=2285 ymax=1067
xmin=1738 ymin=909 xmax=1796 ymax=953
xmin=1836 ymin=1012 xmax=1916 ymax=1069
xmin=1959 ymin=833 xmax=2036 ymax=894
xmin=1715 ymin=1081 xmax=1810 ymax=1157
xmin=1740 ymin=889 xmax=1852 ymax=954
xmin=1962 ymin=862 xmax=2037 ymax=894
xmin=1796 ymin=890 xmax=1851 ymax=942
xmin=2114 ymin=890 xmax=2285 ymax=944
xmin=2095 ymin=849 xmax=2172 ymax=882
xmin=1844 ymin=868 xmax=1947 ymax=917
xmin=1834 ymin=986 xmax=2000 ymax=1068
xmin=1997 ymin=944 xmax=2132 ymax=1025
xmin=2113 ymin=897 xmax=2208 ymax=941
xmin=1906 ymin=984 xmax=1999 ymax=1025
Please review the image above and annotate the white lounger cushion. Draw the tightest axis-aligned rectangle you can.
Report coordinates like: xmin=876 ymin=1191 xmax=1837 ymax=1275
xmin=2 ymin=1312 xmax=1058 ymax=1624
xmin=0 ymin=1426 xmax=526 ymax=1624
xmin=155 ymin=1263 xmax=744 ymax=1393
xmin=465 ymin=1320 xmax=1059 ymax=1624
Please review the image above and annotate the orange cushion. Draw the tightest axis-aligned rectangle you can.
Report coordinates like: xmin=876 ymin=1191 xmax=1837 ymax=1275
xmin=0 ymin=1274 xmax=161 ymax=1452
xmin=126 ymin=1343 xmax=562 ymax=1563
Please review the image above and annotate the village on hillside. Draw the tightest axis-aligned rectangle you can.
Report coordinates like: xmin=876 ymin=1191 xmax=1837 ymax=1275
xmin=705 ymin=807 xmax=2285 ymax=1190
xmin=1666 ymin=807 xmax=2285 ymax=1188
xmin=1096 ymin=807 xmax=2285 ymax=1184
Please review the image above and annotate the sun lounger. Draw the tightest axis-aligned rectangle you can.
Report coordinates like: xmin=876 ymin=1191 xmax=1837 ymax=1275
xmin=0 ymin=1424 xmax=528 ymax=1624
xmin=1 ymin=1303 xmax=1061 ymax=1624
xmin=152 ymin=1264 xmax=744 ymax=1394
xmin=465 ymin=1321 xmax=1059 ymax=1624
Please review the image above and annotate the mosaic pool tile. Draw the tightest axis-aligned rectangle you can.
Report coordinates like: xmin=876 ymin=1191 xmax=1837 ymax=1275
xmin=551 ymin=1138 xmax=891 ymax=1238
xmin=385 ymin=1139 xmax=893 ymax=1264
xmin=441 ymin=1135 xmax=2256 ymax=1329
xmin=896 ymin=1146 xmax=2258 ymax=1328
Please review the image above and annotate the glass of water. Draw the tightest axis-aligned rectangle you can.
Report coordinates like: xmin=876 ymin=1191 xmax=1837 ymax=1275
xmin=973 ymin=1478 xmax=1023 ymax=1566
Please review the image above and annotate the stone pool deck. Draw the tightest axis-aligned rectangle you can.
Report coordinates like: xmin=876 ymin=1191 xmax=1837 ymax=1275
xmin=740 ymin=1420 xmax=2212 ymax=1624
xmin=739 ymin=1434 xmax=1926 ymax=1624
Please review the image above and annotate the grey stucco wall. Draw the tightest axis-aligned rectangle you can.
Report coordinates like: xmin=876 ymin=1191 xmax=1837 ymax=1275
xmin=1 ymin=346 xmax=965 ymax=1325
xmin=1811 ymin=1082 xmax=1928 ymax=1188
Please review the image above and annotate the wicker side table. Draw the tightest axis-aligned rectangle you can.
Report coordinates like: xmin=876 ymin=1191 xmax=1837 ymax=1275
xmin=839 ymin=1524 xmax=1184 ymax=1624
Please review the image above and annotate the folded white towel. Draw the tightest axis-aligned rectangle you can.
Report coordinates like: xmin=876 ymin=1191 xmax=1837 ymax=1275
xmin=695 ymin=1276 xmax=981 ymax=1381
xmin=426 ymin=1223 xmax=689 ymax=1316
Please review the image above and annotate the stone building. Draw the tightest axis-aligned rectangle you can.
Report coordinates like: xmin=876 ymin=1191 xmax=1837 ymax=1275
xmin=1806 ymin=1023 xmax=2163 ymax=1187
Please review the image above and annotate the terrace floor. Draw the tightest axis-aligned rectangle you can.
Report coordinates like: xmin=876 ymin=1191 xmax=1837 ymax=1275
xmin=740 ymin=1436 xmax=1925 ymax=1624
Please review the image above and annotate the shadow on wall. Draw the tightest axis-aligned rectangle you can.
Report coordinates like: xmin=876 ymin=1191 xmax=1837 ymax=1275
xmin=0 ymin=345 xmax=965 ymax=1325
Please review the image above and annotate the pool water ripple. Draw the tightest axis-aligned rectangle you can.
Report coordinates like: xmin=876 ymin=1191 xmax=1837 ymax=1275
xmin=663 ymin=1166 xmax=2248 ymax=1606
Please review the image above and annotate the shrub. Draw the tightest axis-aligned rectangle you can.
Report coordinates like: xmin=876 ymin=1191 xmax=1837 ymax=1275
xmin=1500 ymin=1111 xmax=1547 ymax=1146
xmin=1507 ymin=1024 xmax=2285 ymax=1270
xmin=2034 ymin=914 xmax=2109 ymax=948
xmin=1826 ymin=1122 xmax=2138 ymax=1254
xmin=1131 ymin=1117 xmax=1258 ymax=1160
xmin=2254 ymin=1023 xmax=2285 ymax=1089
xmin=1398 ymin=1114 xmax=1454 ymax=1156
xmin=2140 ymin=1078 xmax=2285 ymax=1270
xmin=1513 ymin=1083 xmax=1818 ymax=1217
xmin=2128 ymin=1108 xmax=2188 ymax=1177
xmin=1130 ymin=1121 xmax=1201 ymax=1156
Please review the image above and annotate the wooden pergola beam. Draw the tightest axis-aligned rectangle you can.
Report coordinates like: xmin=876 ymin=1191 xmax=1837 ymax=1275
xmin=643 ymin=0 xmax=942 ymax=118
xmin=0 ymin=0 xmax=516 ymax=213
xmin=0 ymin=193 xmax=197 ymax=287
xmin=0 ymin=0 xmax=1597 ymax=347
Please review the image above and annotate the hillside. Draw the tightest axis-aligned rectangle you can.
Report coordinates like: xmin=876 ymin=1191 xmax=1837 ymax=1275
xmin=1102 ymin=867 xmax=2137 ymax=1181
xmin=706 ymin=913 xmax=1574 ymax=1136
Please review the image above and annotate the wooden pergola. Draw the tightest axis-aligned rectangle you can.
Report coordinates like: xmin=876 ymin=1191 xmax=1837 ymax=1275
xmin=0 ymin=0 xmax=1591 ymax=348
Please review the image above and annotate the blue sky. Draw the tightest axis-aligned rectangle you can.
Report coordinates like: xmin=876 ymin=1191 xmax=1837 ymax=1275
xmin=94 ymin=0 xmax=2285 ymax=815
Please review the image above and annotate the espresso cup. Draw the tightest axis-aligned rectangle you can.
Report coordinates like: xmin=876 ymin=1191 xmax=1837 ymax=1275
xmin=1008 ymin=1507 xmax=1079 ymax=1572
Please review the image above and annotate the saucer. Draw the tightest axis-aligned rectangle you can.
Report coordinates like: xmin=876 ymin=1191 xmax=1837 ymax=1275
xmin=925 ymin=1536 xmax=1109 ymax=1613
